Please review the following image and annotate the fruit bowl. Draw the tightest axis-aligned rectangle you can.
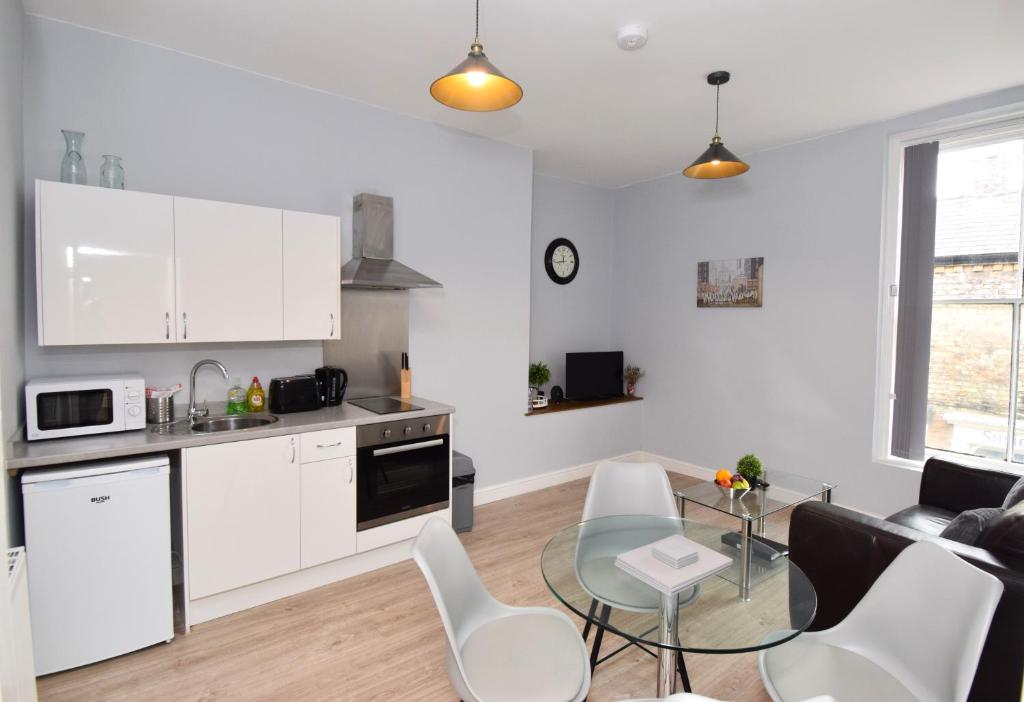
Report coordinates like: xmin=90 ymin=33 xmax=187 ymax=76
xmin=716 ymin=485 xmax=750 ymax=501
xmin=713 ymin=469 xmax=751 ymax=500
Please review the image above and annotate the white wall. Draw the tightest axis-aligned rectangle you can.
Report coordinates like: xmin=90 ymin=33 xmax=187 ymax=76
xmin=530 ymin=173 xmax=616 ymax=390
xmin=612 ymin=85 xmax=1024 ymax=516
xmin=0 ymin=1 xmax=25 ymax=695
xmin=20 ymin=17 xmax=642 ymax=489
xmin=1 ymin=0 xmax=25 ymax=551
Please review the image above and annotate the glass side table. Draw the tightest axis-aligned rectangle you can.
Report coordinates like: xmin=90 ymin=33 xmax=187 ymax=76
xmin=674 ymin=469 xmax=835 ymax=601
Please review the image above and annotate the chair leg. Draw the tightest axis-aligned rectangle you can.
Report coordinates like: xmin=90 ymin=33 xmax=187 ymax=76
xmin=676 ymin=647 xmax=692 ymax=692
xmin=581 ymin=598 xmax=598 ymax=642
xmin=589 ymin=604 xmax=611 ymax=672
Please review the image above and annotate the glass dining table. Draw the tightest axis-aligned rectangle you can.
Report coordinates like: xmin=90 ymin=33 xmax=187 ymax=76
xmin=541 ymin=515 xmax=817 ymax=697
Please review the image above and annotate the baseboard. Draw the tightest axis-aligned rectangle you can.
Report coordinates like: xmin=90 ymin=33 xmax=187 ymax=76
xmin=187 ymin=539 xmax=416 ymax=628
xmin=635 ymin=451 xmax=717 ymax=481
xmin=473 ymin=450 xmax=645 ymax=506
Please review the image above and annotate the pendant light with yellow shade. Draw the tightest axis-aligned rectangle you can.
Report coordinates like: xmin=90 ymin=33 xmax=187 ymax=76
xmin=430 ymin=0 xmax=523 ymax=112
xmin=683 ymin=71 xmax=749 ymax=179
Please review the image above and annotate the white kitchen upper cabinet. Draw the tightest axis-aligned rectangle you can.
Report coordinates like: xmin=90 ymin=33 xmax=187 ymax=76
xmin=300 ymin=455 xmax=356 ymax=568
xmin=185 ymin=435 xmax=300 ymax=599
xmin=282 ymin=210 xmax=341 ymax=340
xmin=174 ymin=197 xmax=283 ymax=342
xmin=35 ymin=180 xmax=176 ymax=345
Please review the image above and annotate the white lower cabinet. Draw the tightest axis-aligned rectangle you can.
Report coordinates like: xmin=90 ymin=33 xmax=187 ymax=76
xmin=185 ymin=429 xmax=357 ymax=600
xmin=300 ymin=455 xmax=356 ymax=568
xmin=185 ymin=435 xmax=300 ymax=599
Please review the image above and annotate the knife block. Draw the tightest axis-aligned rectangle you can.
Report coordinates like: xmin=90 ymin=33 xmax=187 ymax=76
xmin=400 ymin=369 xmax=411 ymax=399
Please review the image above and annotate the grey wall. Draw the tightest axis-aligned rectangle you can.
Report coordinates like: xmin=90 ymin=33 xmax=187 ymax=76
xmin=530 ymin=174 xmax=617 ymax=390
xmin=612 ymin=85 xmax=1024 ymax=516
xmin=20 ymin=17 xmax=642 ymax=488
xmin=1 ymin=0 xmax=25 ymax=548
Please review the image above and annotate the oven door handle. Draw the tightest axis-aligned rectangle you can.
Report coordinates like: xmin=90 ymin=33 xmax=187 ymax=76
xmin=372 ymin=438 xmax=444 ymax=457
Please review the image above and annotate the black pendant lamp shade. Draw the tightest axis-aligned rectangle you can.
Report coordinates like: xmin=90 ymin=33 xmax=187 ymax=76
xmin=683 ymin=71 xmax=749 ymax=179
xmin=430 ymin=0 xmax=523 ymax=112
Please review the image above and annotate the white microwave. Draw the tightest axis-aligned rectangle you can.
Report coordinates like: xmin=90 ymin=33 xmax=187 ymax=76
xmin=25 ymin=375 xmax=145 ymax=441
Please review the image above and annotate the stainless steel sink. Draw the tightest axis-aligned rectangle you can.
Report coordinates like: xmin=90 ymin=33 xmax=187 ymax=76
xmin=151 ymin=414 xmax=280 ymax=435
xmin=190 ymin=415 xmax=279 ymax=433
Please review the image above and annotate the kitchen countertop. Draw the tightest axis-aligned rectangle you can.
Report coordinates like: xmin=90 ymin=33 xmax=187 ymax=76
xmin=6 ymin=396 xmax=455 ymax=472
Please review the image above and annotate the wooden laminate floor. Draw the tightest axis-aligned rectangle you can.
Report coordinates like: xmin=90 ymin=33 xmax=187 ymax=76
xmin=38 ymin=473 xmax=795 ymax=702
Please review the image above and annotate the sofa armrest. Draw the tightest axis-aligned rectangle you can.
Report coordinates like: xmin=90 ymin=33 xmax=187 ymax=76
xmin=790 ymin=501 xmax=921 ymax=629
xmin=790 ymin=502 xmax=1024 ymax=702
xmin=918 ymin=457 xmax=1019 ymax=513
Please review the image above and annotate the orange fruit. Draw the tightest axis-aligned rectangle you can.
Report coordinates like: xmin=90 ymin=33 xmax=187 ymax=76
xmin=715 ymin=469 xmax=732 ymax=483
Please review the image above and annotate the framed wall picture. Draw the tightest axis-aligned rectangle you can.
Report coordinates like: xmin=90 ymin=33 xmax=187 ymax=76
xmin=697 ymin=257 xmax=764 ymax=307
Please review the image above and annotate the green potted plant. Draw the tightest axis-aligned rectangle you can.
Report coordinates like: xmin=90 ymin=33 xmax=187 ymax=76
xmin=736 ymin=453 xmax=764 ymax=487
xmin=623 ymin=364 xmax=645 ymax=396
xmin=528 ymin=362 xmax=551 ymax=409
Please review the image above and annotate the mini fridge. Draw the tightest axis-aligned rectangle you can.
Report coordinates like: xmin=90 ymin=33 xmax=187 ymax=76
xmin=22 ymin=455 xmax=174 ymax=675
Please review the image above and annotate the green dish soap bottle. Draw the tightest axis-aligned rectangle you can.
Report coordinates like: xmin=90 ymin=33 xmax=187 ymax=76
xmin=227 ymin=378 xmax=247 ymax=415
xmin=246 ymin=376 xmax=266 ymax=413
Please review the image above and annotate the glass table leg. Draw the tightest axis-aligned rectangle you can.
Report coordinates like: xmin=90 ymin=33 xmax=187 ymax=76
xmin=822 ymin=485 xmax=833 ymax=502
xmin=739 ymin=518 xmax=753 ymax=601
xmin=656 ymin=590 xmax=680 ymax=696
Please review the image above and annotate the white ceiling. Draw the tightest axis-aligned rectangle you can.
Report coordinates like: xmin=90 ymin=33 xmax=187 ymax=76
xmin=23 ymin=0 xmax=1024 ymax=188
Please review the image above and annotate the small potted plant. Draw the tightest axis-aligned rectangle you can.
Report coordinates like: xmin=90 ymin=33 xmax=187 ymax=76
xmin=623 ymin=364 xmax=644 ymax=396
xmin=736 ymin=453 xmax=765 ymax=488
xmin=528 ymin=362 xmax=551 ymax=409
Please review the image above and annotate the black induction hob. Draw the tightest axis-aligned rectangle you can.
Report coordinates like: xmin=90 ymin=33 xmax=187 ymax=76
xmin=349 ymin=397 xmax=424 ymax=415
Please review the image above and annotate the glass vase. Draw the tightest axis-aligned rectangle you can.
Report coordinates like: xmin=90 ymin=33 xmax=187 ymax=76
xmin=60 ymin=130 xmax=87 ymax=184
xmin=100 ymin=155 xmax=125 ymax=189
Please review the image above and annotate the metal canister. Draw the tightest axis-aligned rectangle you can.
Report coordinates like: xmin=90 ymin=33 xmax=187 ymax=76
xmin=146 ymin=396 xmax=174 ymax=424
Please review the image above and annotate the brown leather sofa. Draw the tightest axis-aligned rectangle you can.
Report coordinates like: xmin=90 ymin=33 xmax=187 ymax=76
xmin=789 ymin=458 xmax=1023 ymax=702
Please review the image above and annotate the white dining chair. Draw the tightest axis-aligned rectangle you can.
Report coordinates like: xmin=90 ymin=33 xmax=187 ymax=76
xmin=577 ymin=461 xmax=697 ymax=689
xmin=582 ymin=460 xmax=680 ymax=521
xmin=411 ymin=517 xmax=591 ymax=702
xmin=758 ymin=539 xmax=1003 ymax=702
xmin=625 ymin=694 xmax=836 ymax=702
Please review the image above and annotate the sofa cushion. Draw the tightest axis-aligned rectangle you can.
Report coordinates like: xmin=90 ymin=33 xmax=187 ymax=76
xmin=939 ymin=507 xmax=1004 ymax=545
xmin=1002 ymin=475 xmax=1024 ymax=509
xmin=978 ymin=501 xmax=1024 ymax=565
xmin=886 ymin=504 xmax=958 ymax=536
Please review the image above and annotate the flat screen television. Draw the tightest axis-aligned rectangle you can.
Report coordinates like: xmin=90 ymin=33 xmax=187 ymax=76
xmin=565 ymin=351 xmax=624 ymax=400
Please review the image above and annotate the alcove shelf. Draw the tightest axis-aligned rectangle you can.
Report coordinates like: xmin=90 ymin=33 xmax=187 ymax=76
xmin=525 ymin=395 xmax=642 ymax=417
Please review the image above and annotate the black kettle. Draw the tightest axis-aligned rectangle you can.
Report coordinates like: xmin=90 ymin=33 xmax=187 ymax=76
xmin=314 ymin=367 xmax=348 ymax=406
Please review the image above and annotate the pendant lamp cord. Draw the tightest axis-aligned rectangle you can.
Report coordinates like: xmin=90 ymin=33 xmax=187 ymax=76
xmin=714 ymin=84 xmax=721 ymax=138
xmin=475 ymin=0 xmax=480 ymax=43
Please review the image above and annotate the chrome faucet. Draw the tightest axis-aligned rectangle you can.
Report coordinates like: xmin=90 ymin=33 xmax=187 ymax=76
xmin=188 ymin=359 xmax=229 ymax=424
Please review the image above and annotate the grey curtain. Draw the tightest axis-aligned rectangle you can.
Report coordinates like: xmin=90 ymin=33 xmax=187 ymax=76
xmin=891 ymin=141 xmax=939 ymax=460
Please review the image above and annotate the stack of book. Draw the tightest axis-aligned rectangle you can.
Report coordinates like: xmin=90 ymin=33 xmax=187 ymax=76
xmin=615 ymin=535 xmax=731 ymax=595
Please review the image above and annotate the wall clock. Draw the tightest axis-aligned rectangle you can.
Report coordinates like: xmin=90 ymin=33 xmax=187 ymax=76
xmin=544 ymin=238 xmax=579 ymax=285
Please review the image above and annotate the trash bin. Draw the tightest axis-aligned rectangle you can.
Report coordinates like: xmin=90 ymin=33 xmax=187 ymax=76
xmin=452 ymin=450 xmax=476 ymax=533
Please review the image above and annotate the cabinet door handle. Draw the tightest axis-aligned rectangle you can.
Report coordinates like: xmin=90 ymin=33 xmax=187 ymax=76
xmin=182 ymin=312 xmax=188 ymax=340
xmin=316 ymin=441 xmax=343 ymax=449
xmin=329 ymin=313 xmax=335 ymax=337
xmin=165 ymin=312 xmax=170 ymax=340
xmin=290 ymin=438 xmax=296 ymax=464
xmin=348 ymin=460 xmax=354 ymax=484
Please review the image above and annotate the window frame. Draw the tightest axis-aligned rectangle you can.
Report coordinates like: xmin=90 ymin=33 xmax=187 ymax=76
xmin=874 ymin=104 xmax=1024 ymax=476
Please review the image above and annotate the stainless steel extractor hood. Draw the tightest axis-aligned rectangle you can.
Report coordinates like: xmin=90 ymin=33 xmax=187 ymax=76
xmin=340 ymin=193 xmax=442 ymax=289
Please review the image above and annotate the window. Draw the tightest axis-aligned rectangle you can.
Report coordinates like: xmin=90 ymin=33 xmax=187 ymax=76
xmin=878 ymin=114 xmax=1024 ymax=471
xmin=927 ymin=140 xmax=1023 ymax=462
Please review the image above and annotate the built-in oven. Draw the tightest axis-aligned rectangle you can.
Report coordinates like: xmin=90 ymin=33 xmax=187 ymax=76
xmin=356 ymin=414 xmax=450 ymax=531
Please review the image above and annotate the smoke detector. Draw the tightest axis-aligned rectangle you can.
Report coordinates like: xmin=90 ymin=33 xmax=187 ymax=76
xmin=617 ymin=24 xmax=648 ymax=51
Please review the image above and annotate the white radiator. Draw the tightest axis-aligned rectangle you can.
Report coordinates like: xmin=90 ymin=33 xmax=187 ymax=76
xmin=6 ymin=548 xmax=38 ymax=701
